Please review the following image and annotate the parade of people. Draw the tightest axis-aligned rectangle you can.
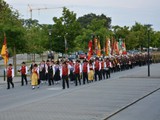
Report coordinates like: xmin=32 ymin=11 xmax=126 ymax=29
xmin=2 ymin=39 xmax=160 ymax=90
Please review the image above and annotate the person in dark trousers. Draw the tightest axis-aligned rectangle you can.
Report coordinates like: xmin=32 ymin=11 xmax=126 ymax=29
xmin=39 ymin=60 xmax=46 ymax=84
xmin=53 ymin=61 xmax=61 ymax=84
xmin=48 ymin=61 xmax=54 ymax=86
xmin=19 ymin=62 xmax=28 ymax=86
xmin=68 ymin=60 xmax=75 ymax=84
xmin=94 ymin=58 xmax=101 ymax=81
xmin=61 ymin=61 xmax=69 ymax=89
xmin=82 ymin=59 xmax=88 ymax=84
xmin=74 ymin=60 xmax=81 ymax=86
xmin=7 ymin=64 xmax=14 ymax=89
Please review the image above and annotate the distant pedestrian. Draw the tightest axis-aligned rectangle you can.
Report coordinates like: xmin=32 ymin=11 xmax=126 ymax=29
xmin=53 ymin=61 xmax=61 ymax=84
xmin=82 ymin=59 xmax=89 ymax=84
xmin=39 ymin=60 xmax=47 ymax=84
xmin=48 ymin=61 xmax=54 ymax=86
xmin=74 ymin=60 xmax=82 ymax=86
xmin=6 ymin=64 xmax=14 ymax=89
xmin=31 ymin=64 xmax=39 ymax=89
xmin=18 ymin=62 xmax=28 ymax=86
xmin=88 ymin=60 xmax=94 ymax=82
xmin=61 ymin=61 xmax=69 ymax=89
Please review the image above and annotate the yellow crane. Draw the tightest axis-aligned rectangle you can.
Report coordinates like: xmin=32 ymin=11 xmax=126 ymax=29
xmin=28 ymin=4 xmax=64 ymax=19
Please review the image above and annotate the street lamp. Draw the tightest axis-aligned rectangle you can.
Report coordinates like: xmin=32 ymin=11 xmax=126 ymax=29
xmin=144 ymin=24 xmax=152 ymax=77
xmin=48 ymin=29 xmax=53 ymax=60
xmin=48 ymin=29 xmax=52 ymax=51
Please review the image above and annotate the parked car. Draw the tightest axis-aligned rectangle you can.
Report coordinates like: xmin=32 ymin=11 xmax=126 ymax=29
xmin=78 ymin=53 xmax=87 ymax=59
xmin=68 ymin=54 xmax=77 ymax=61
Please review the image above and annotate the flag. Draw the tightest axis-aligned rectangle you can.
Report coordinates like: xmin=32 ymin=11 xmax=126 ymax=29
xmin=87 ymin=40 xmax=93 ymax=60
xmin=1 ymin=35 xmax=9 ymax=65
xmin=105 ymin=38 xmax=111 ymax=56
xmin=97 ymin=39 xmax=101 ymax=57
xmin=118 ymin=38 xmax=123 ymax=55
xmin=122 ymin=41 xmax=127 ymax=55
xmin=94 ymin=38 xmax=98 ymax=55
xmin=114 ymin=41 xmax=119 ymax=55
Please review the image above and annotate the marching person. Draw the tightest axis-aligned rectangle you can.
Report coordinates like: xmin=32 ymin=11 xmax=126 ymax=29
xmin=74 ymin=60 xmax=82 ymax=86
xmin=82 ymin=59 xmax=89 ymax=84
xmin=39 ymin=60 xmax=47 ymax=84
xmin=19 ymin=62 xmax=28 ymax=86
xmin=48 ymin=61 xmax=54 ymax=86
xmin=61 ymin=61 xmax=69 ymax=89
xmin=100 ymin=58 xmax=105 ymax=80
xmin=31 ymin=64 xmax=39 ymax=89
xmin=68 ymin=60 xmax=75 ymax=84
xmin=29 ymin=60 xmax=35 ymax=74
xmin=94 ymin=57 xmax=101 ymax=81
xmin=88 ymin=60 xmax=94 ymax=83
xmin=6 ymin=64 xmax=14 ymax=89
xmin=45 ymin=60 xmax=50 ymax=84
xmin=106 ymin=58 xmax=111 ymax=79
xmin=53 ymin=61 xmax=61 ymax=84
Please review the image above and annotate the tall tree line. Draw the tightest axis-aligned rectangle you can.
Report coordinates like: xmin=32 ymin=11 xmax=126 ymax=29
xmin=0 ymin=0 xmax=160 ymax=56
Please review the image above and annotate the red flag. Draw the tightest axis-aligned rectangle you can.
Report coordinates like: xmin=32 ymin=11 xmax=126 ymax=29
xmin=97 ymin=39 xmax=101 ymax=57
xmin=1 ymin=35 xmax=9 ymax=65
xmin=87 ymin=40 xmax=93 ymax=60
xmin=122 ymin=41 xmax=127 ymax=55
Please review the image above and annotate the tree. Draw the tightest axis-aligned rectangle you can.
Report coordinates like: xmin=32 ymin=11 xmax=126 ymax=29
xmin=52 ymin=7 xmax=81 ymax=53
xmin=0 ymin=0 xmax=27 ymax=55
xmin=77 ymin=13 xmax=111 ymax=29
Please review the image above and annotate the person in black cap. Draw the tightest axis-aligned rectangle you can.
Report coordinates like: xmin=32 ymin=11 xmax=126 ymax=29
xmin=61 ymin=61 xmax=69 ymax=89
xmin=7 ymin=64 xmax=14 ymax=89
xmin=82 ymin=59 xmax=88 ymax=84
xmin=74 ymin=59 xmax=82 ymax=86
xmin=18 ymin=62 xmax=28 ymax=86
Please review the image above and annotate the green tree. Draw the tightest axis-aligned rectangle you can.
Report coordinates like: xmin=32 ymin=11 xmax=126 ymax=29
xmin=52 ymin=7 xmax=81 ymax=53
xmin=77 ymin=13 xmax=111 ymax=29
xmin=0 ymin=0 xmax=26 ymax=55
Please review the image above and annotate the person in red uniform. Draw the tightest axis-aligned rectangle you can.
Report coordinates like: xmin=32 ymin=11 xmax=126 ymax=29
xmin=100 ymin=59 xmax=105 ymax=79
xmin=82 ymin=59 xmax=88 ymax=84
xmin=94 ymin=57 xmax=101 ymax=81
xmin=61 ymin=61 xmax=69 ymax=89
xmin=74 ymin=60 xmax=82 ymax=86
xmin=19 ymin=62 xmax=28 ymax=86
xmin=7 ymin=64 xmax=14 ymax=89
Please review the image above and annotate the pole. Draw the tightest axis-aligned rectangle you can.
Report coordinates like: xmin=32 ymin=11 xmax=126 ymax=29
xmin=147 ymin=29 xmax=150 ymax=77
xmin=144 ymin=24 xmax=152 ymax=77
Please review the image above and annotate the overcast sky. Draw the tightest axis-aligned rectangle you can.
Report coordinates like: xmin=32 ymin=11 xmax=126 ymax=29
xmin=5 ymin=0 xmax=160 ymax=31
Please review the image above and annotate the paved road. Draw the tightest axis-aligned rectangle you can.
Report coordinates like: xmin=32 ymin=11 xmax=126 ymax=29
xmin=108 ymin=90 xmax=160 ymax=120
xmin=0 ymin=63 xmax=160 ymax=120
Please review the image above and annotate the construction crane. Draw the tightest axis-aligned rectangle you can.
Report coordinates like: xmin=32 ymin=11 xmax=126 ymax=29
xmin=28 ymin=4 xmax=64 ymax=19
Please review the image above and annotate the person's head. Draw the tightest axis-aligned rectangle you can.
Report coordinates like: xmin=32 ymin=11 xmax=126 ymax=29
xmin=22 ymin=62 xmax=25 ymax=66
xmin=8 ymin=63 xmax=12 ymax=68
xmin=34 ymin=64 xmax=38 ymax=68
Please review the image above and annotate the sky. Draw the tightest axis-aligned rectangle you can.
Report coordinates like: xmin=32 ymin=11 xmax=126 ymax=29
xmin=5 ymin=0 xmax=160 ymax=31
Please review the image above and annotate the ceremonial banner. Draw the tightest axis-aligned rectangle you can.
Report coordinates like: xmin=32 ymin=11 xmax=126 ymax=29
xmin=87 ymin=40 xmax=93 ymax=60
xmin=1 ymin=35 xmax=9 ymax=65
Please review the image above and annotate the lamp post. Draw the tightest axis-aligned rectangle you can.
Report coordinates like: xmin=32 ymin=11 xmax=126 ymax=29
xmin=144 ymin=24 xmax=152 ymax=77
xmin=48 ymin=29 xmax=52 ymax=60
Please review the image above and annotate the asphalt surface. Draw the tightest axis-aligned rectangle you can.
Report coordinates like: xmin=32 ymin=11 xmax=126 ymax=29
xmin=108 ymin=90 xmax=160 ymax=120
xmin=0 ymin=63 xmax=160 ymax=120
